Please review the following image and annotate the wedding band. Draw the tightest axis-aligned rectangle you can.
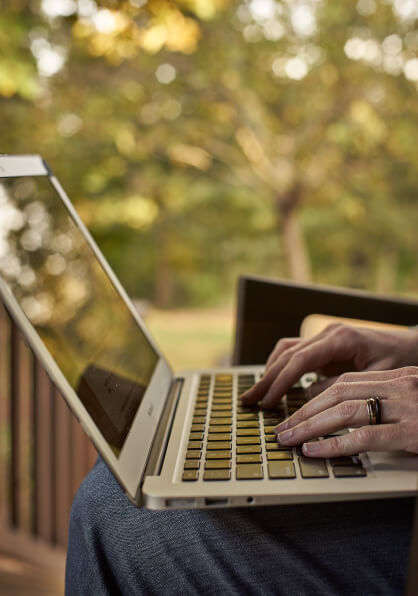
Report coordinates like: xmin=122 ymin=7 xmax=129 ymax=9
xmin=366 ymin=397 xmax=381 ymax=425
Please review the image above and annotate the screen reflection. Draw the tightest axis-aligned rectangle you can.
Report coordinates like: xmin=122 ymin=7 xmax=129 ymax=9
xmin=0 ymin=176 xmax=158 ymax=456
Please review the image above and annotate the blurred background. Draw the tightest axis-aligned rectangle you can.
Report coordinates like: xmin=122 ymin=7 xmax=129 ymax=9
xmin=2 ymin=0 xmax=418 ymax=369
xmin=1 ymin=2 xmax=418 ymax=592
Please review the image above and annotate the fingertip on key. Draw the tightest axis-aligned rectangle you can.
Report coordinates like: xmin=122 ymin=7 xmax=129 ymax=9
xmin=302 ymin=441 xmax=321 ymax=455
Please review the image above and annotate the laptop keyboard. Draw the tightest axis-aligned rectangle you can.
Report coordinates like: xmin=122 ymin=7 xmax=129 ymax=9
xmin=182 ymin=373 xmax=367 ymax=482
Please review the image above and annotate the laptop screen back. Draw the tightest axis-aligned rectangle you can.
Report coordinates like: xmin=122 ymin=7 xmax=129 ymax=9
xmin=0 ymin=174 xmax=159 ymax=457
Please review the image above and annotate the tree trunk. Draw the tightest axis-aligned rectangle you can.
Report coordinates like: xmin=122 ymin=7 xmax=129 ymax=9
xmin=276 ymin=189 xmax=312 ymax=283
xmin=375 ymin=246 xmax=398 ymax=294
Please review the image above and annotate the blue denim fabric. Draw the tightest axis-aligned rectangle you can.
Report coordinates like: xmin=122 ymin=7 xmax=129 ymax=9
xmin=66 ymin=458 xmax=413 ymax=596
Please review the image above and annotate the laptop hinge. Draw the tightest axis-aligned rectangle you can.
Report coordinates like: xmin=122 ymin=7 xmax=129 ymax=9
xmin=140 ymin=377 xmax=183 ymax=485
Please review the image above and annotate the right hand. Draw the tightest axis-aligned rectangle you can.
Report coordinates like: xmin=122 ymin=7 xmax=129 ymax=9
xmin=241 ymin=323 xmax=418 ymax=408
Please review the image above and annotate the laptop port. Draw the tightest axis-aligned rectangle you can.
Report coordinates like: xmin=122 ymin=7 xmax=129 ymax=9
xmin=204 ymin=497 xmax=228 ymax=507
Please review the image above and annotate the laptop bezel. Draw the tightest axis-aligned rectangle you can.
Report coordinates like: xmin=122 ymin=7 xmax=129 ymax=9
xmin=0 ymin=154 xmax=175 ymax=500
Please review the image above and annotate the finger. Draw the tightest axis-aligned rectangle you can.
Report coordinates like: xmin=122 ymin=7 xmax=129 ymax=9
xmin=265 ymin=338 xmax=300 ymax=371
xmin=239 ymin=366 xmax=280 ymax=404
xmin=265 ymin=324 xmax=347 ymax=374
xmin=258 ymin=330 xmax=360 ymax=408
xmin=242 ymin=325 xmax=350 ymax=405
xmin=307 ymin=367 xmax=418 ymax=398
xmin=277 ymin=398 xmax=402 ymax=446
xmin=333 ymin=367 xmax=418 ymax=384
xmin=275 ymin=378 xmax=396 ymax=433
xmin=301 ymin=424 xmax=404 ymax=458
xmin=307 ymin=377 xmax=338 ymax=398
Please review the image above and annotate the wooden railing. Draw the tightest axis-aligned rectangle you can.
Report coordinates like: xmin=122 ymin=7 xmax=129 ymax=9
xmin=0 ymin=302 xmax=96 ymax=566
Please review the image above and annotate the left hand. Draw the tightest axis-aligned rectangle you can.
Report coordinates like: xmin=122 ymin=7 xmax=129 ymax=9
xmin=274 ymin=367 xmax=418 ymax=458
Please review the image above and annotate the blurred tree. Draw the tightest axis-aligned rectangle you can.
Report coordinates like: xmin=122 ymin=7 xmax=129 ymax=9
xmin=1 ymin=0 xmax=417 ymax=305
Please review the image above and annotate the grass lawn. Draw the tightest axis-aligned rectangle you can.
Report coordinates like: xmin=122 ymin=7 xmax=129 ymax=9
xmin=145 ymin=307 xmax=234 ymax=371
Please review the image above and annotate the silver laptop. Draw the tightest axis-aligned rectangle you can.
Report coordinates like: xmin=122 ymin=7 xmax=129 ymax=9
xmin=1 ymin=154 xmax=417 ymax=510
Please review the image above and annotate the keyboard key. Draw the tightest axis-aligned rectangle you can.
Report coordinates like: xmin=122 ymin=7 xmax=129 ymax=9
xmin=203 ymin=469 xmax=231 ymax=481
xmin=190 ymin=432 xmax=204 ymax=441
xmin=184 ymin=459 xmax=200 ymax=469
xmin=266 ymin=443 xmax=291 ymax=451
xmin=264 ymin=434 xmax=277 ymax=442
xmin=186 ymin=450 xmax=201 ymax=459
xmin=333 ymin=466 xmax=367 ymax=478
xmin=237 ymin=428 xmax=260 ymax=437
xmin=237 ymin=421 xmax=259 ymax=429
xmin=207 ymin=441 xmax=231 ymax=450
xmin=191 ymin=424 xmax=205 ymax=432
xmin=194 ymin=409 xmax=207 ymax=416
xmin=206 ymin=450 xmax=231 ymax=459
xmin=208 ymin=433 xmax=231 ymax=442
xmin=263 ymin=408 xmax=285 ymax=416
xmin=210 ymin=417 xmax=232 ymax=425
xmin=298 ymin=457 xmax=329 ymax=478
xmin=211 ymin=411 xmax=232 ymax=418
xmin=236 ymin=463 xmax=263 ymax=480
xmin=237 ymin=413 xmax=259 ymax=421
xmin=264 ymin=426 xmax=278 ymax=434
xmin=208 ymin=425 xmax=232 ymax=433
xmin=182 ymin=470 xmax=199 ymax=481
xmin=330 ymin=456 xmax=362 ymax=467
xmin=262 ymin=417 xmax=283 ymax=425
xmin=236 ymin=454 xmax=262 ymax=464
xmin=205 ymin=460 xmax=231 ymax=469
xmin=267 ymin=451 xmax=293 ymax=461
xmin=193 ymin=416 xmax=206 ymax=424
xmin=237 ymin=437 xmax=260 ymax=445
xmin=188 ymin=441 xmax=203 ymax=450
xmin=268 ymin=461 xmax=296 ymax=479
xmin=236 ymin=445 xmax=261 ymax=454
xmin=211 ymin=405 xmax=232 ymax=412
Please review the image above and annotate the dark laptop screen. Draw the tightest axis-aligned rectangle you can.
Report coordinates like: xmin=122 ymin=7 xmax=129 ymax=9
xmin=0 ymin=175 xmax=159 ymax=457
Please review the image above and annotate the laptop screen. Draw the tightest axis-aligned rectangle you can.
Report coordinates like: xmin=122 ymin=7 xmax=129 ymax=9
xmin=0 ymin=175 xmax=159 ymax=457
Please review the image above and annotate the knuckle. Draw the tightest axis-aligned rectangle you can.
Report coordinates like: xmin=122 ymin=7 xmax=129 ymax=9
xmin=336 ymin=400 xmax=357 ymax=421
xmin=330 ymin=381 xmax=349 ymax=400
xmin=329 ymin=434 xmax=345 ymax=452
xmin=289 ymin=351 xmax=306 ymax=369
xmin=338 ymin=372 xmax=354 ymax=384
xmin=352 ymin=426 xmax=372 ymax=446
xmin=290 ymin=406 xmax=306 ymax=425
xmin=275 ymin=338 xmax=294 ymax=351
xmin=331 ymin=323 xmax=354 ymax=340
xmin=325 ymin=322 xmax=343 ymax=333
xmin=398 ymin=374 xmax=418 ymax=393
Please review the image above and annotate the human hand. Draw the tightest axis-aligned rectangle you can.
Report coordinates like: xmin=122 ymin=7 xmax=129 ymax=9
xmin=241 ymin=323 xmax=418 ymax=408
xmin=274 ymin=367 xmax=418 ymax=457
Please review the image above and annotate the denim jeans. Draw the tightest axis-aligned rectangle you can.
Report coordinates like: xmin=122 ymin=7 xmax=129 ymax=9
xmin=66 ymin=458 xmax=413 ymax=596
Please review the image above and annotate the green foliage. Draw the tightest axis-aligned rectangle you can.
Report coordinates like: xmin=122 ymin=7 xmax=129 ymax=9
xmin=1 ymin=0 xmax=418 ymax=305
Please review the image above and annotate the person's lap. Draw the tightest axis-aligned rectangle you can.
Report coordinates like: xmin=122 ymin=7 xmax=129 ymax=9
xmin=66 ymin=458 xmax=413 ymax=596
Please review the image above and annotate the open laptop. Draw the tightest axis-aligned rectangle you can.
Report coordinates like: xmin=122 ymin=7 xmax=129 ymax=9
xmin=1 ymin=154 xmax=417 ymax=510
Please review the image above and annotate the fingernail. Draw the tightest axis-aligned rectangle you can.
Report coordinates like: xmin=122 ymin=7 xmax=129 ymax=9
xmin=277 ymin=429 xmax=294 ymax=443
xmin=302 ymin=442 xmax=321 ymax=455
xmin=274 ymin=422 xmax=288 ymax=434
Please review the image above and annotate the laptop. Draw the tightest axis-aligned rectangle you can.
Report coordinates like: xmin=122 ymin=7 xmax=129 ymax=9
xmin=1 ymin=154 xmax=417 ymax=509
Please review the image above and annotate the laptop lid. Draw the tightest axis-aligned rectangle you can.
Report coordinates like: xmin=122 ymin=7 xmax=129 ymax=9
xmin=0 ymin=154 xmax=174 ymax=499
